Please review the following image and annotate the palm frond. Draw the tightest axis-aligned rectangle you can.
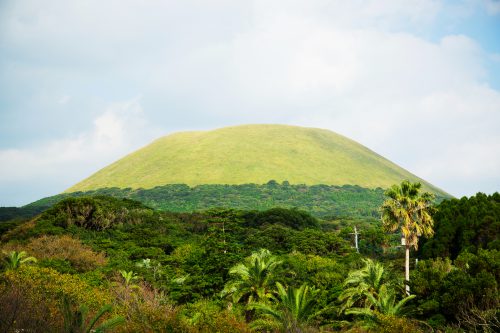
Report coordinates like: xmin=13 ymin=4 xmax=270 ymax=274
xmin=86 ymin=304 xmax=111 ymax=332
xmin=391 ymin=294 xmax=416 ymax=316
xmin=93 ymin=316 xmax=125 ymax=333
xmin=221 ymin=249 xmax=282 ymax=307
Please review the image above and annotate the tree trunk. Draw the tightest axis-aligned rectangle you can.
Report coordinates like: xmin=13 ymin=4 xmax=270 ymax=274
xmin=405 ymin=244 xmax=410 ymax=295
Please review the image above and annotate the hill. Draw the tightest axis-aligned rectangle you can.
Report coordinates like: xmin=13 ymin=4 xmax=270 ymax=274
xmin=66 ymin=124 xmax=447 ymax=196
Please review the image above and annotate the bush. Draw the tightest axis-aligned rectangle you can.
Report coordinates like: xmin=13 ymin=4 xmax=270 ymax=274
xmin=2 ymin=235 xmax=107 ymax=272
xmin=42 ymin=196 xmax=152 ymax=231
xmin=110 ymin=282 xmax=187 ymax=332
xmin=0 ymin=266 xmax=111 ymax=332
xmin=244 ymin=207 xmax=319 ymax=230
xmin=373 ymin=314 xmax=431 ymax=332
xmin=179 ymin=299 xmax=251 ymax=333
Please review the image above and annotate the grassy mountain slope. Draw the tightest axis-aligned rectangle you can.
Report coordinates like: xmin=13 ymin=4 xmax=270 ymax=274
xmin=67 ymin=124 xmax=446 ymax=195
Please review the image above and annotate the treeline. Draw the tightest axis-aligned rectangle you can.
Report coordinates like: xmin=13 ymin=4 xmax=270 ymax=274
xmin=14 ymin=182 xmax=390 ymax=220
xmin=420 ymin=192 xmax=500 ymax=258
xmin=0 ymin=206 xmax=43 ymax=222
xmin=0 ymin=206 xmax=45 ymax=235
xmin=412 ymin=192 xmax=500 ymax=328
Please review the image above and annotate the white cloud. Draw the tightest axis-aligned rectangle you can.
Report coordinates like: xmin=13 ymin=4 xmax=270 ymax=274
xmin=0 ymin=0 xmax=499 ymax=204
xmin=0 ymin=98 xmax=159 ymax=192
xmin=186 ymin=7 xmax=498 ymax=196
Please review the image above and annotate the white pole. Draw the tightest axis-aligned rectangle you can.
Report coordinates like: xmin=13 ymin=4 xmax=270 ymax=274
xmin=405 ymin=244 xmax=410 ymax=295
xmin=222 ymin=221 xmax=227 ymax=254
xmin=355 ymin=226 xmax=359 ymax=253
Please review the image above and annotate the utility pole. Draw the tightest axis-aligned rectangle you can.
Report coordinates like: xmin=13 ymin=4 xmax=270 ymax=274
xmin=350 ymin=226 xmax=360 ymax=253
xmin=222 ymin=220 xmax=226 ymax=254
xmin=401 ymin=236 xmax=410 ymax=295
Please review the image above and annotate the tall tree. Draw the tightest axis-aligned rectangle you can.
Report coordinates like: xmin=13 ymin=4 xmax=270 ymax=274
xmin=381 ymin=180 xmax=435 ymax=294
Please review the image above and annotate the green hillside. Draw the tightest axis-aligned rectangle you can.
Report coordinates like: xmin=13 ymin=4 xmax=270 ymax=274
xmin=67 ymin=124 xmax=446 ymax=195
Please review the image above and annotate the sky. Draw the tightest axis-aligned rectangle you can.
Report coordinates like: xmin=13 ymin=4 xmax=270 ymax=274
xmin=1 ymin=0 xmax=499 ymax=206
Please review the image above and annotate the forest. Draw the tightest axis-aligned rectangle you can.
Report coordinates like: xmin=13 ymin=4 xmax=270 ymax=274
xmin=3 ymin=183 xmax=394 ymax=222
xmin=0 ymin=187 xmax=498 ymax=332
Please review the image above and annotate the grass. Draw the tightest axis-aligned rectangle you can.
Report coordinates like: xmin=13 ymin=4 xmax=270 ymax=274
xmin=66 ymin=124 xmax=447 ymax=196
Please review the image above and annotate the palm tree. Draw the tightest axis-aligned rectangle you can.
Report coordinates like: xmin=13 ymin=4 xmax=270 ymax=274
xmin=250 ymin=282 xmax=320 ymax=333
xmin=346 ymin=284 xmax=415 ymax=320
xmin=381 ymin=180 xmax=435 ymax=295
xmin=3 ymin=250 xmax=37 ymax=270
xmin=368 ymin=284 xmax=415 ymax=316
xmin=221 ymin=249 xmax=282 ymax=321
xmin=338 ymin=258 xmax=386 ymax=313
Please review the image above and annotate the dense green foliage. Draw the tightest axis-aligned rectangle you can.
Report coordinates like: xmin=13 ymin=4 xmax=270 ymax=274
xmin=413 ymin=192 xmax=500 ymax=331
xmin=0 ymin=192 xmax=498 ymax=332
xmin=420 ymin=192 xmax=500 ymax=259
xmin=411 ymin=250 xmax=499 ymax=331
xmin=341 ymin=259 xmax=416 ymax=328
xmin=22 ymin=183 xmax=388 ymax=219
xmin=243 ymin=207 xmax=320 ymax=230
xmin=0 ymin=206 xmax=44 ymax=222
xmin=41 ymin=196 xmax=152 ymax=231
xmin=0 ymin=206 xmax=45 ymax=235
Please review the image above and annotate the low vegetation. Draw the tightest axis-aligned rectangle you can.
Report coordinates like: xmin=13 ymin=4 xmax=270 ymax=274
xmin=0 ymin=185 xmax=498 ymax=332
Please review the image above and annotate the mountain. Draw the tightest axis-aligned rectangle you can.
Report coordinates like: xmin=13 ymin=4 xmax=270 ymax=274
xmin=67 ymin=124 xmax=446 ymax=196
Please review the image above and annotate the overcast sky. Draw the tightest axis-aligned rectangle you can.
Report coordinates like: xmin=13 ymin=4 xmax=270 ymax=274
xmin=1 ymin=0 xmax=499 ymax=206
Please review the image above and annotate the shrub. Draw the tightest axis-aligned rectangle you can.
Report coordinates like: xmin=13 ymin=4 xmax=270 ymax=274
xmin=0 ymin=266 xmax=111 ymax=332
xmin=0 ymin=219 xmax=37 ymax=242
xmin=244 ymin=207 xmax=319 ymax=230
xmin=373 ymin=314 xmax=431 ymax=333
xmin=42 ymin=196 xmax=152 ymax=231
xmin=179 ymin=299 xmax=251 ymax=333
xmin=111 ymin=281 xmax=187 ymax=332
xmin=2 ymin=235 xmax=107 ymax=272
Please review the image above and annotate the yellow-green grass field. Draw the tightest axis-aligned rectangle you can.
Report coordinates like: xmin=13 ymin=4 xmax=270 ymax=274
xmin=67 ymin=124 xmax=446 ymax=196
